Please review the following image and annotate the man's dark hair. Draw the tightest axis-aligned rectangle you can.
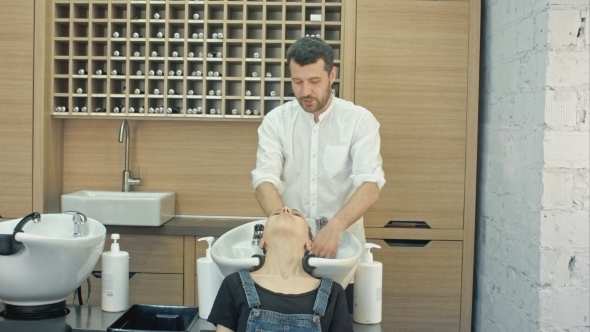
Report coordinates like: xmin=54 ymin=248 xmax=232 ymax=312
xmin=286 ymin=37 xmax=334 ymax=73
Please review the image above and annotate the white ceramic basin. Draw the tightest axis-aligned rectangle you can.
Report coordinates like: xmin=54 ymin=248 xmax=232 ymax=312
xmin=0 ymin=213 xmax=106 ymax=305
xmin=61 ymin=190 xmax=175 ymax=226
xmin=211 ymin=219 xmax=362 ymax=286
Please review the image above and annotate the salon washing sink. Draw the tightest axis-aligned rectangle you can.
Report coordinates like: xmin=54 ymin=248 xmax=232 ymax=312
xmin=61 ymin=190 xmax=175 ymax=226
xmin=211 ymin=219 xmax=363 ymax=286
xmin=0 ymin=213 xmax=106 ymax=306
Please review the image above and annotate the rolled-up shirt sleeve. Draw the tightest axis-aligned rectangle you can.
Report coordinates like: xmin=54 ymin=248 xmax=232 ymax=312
xmin=251 ymin=111 xmax=287 ymax=194
xmin=350 ymin=112 xmax=386 ymax=190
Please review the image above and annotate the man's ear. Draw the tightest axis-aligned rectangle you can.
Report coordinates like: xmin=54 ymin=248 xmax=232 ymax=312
xmin=305 ymin=240 xmax=313 ymax=252
xmin=259 ymin=239 xmax=266 ymax=249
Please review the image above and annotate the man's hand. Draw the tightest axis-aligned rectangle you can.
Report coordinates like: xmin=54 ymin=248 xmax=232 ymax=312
xmin=312 ymin=220 xmax=345 ymax=259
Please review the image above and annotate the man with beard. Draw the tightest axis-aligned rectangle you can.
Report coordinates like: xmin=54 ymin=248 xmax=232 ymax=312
xmin=251 ymin=37 xmax=386 ymax=261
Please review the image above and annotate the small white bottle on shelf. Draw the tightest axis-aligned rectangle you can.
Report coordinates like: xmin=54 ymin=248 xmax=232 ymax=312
xmin=197 ymin=237 xmax=224 ymax=319
xmin=353 ymin=243 xmax=382 ymax=324
xmin=101 ymin=234 xmax=129 ymax=312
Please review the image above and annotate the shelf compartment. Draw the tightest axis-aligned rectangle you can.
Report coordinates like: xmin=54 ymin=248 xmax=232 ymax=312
xmin=188 ymin=43 xmax=204 ymax=58
xmin=93 ymin=3 xmax=108 ymax=19
xmin=91 ymin=97 xmax=107 ymax=113
xmin=130 ymin=60 xmax=145 ymax=77
xmin=91 ymin=59 xmax=107 ymax=76
xmin=110 ymin=96 xmax=126 ymax=114
xmin=246 ymin=43 xmax=262 ymax=59
xmin=189 ymin=3 xmax=205 ymax=21
xmin=169 ymin=22 xmax=185 ymax=39
xmin=54 ymin=78 xmax=69 ymax=94
xmin=168 ymin=62 xmax=185 ymax=77
xmin=110 ymin=41 xmax=126 ymax=58
xmin=73 ymin=59 xmax=89 ymax=76
xmin=283 ymin=82 xmax=294 ymax=98
xmin=224 ymin=42 xmax=241 ymax=59
xmin=169 ymin=43 xmax=185 ymax=59
xmin=265 ymin=43 xmax=282 ymax=59
xmin=73 ymin=3 xmax=89 ymax=19
xmin=109 ymin=79 xmax=126 ymax=95
xmin=54 ymin=96 xmax=69 ymax=113
xmin=148 ymin=3 xmax=166 ymax=21
xmin=204 ymin=99 xmax=222 ymax=116
xmin=226 ymin=62 xmax=242 ymax=78
xmin=246 ymin=4 xmax=263 ymax=21
xmin=148 ymin=42 xmax=165 ymax=58
xmin=227 ymin=23 xmax=243 ymax=40
xmin=285 ymin=24 xmax=302 ymax=40
xmin=207 ymin=3 xmax=224 ymax=20
xmin=205 ymin=62 xmax=223 ymax=78
xmin=55 ymin=3 xmax=70 ymax=19
xmin=285 ymin=6 xmax=302 ymax=21
xmin=266 ymin=24 xmax=282 ymax=40
xmin=111 ymin=22 xmax=128 ymax=39
xmin=111 ymin=3 xmax=128 ymax=20
xmin=131 ymin=3 xmax=146 ymax=20
xmin=246 ymin=23 xmax=262 ymax=40
xmin=130 ymin=41 xmax=146 ymax=58
xmin=92 ymin=22 xmax=108 ymax=38
xmin=148 ymin=60 xmax=165 ymax=77
xmin=148 ymin=80 xmax=165 ymax=96
xmin=207 ymin=22 xmax=224 ymax=39
xmin=264 ymin=63 xmax=281 ymax=79
xmin=129 ymin=79 xmax=145 ymax=96
xmin=91 ymin=78 xmax=106 ymax=94
xmin=128 ymin=97 xmax=144 ymax=114
xmin=73 ymin=22 xmax=89 ymax=38
xmin=245 ymin=81 xmax=261 ymax=97
xmin=325 ymin=6 xmax=342 ymax=22
xmin=305 ymin=6 xmax=321 ymax=22
xmin=72 ymin=97 xmax=88 ymax=113
xmin=55 ymin=22 xmax=69 ymax=38
xmin=227 ymin=4 xmax=243 ymax=21
xmin=245 ymin=100 xmax=261 ymax=117
xmin=206 ymin=80 xmax=223 ymax=97
xmin=168 ymin=3 xmax=186 ymax=20
xmin=324 ymin=25 xmax=341 ymax=41
xmin=266 ymin=5 xmax=283 ymax=21
xmin=264 ymin=100 xmax=281 ymax=115
xmin=187 ymin=80 xmax=203 ymax=97
xmin=167 ymin=80 xmax=184 ymax=96
xmin=54 ymin=41 xmax=69 ymax=56
xmin=225 ymin=81 xmax=242 ymax=97
xmin=225 ymin=99 xmax=242 ymax=116
xmin=246 ymin=62 xmax=262 ymax=79
xmin=264 ymin=81 xmax=280 ymax=98
xmin=54 ymin=59 xmax=69 ymax=75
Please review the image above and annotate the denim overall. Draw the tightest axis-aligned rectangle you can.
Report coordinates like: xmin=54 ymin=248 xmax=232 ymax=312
xmin=238 ymin=270 xmax=333 ymax=332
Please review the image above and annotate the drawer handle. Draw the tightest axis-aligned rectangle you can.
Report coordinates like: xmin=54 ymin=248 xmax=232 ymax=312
xmin=91 ymin=271 xmax=137 ymax=279
xmin=384 ymin=239 xmax=430 ymax=247
xmin=385 ymin=221 xmax=430 ymax=228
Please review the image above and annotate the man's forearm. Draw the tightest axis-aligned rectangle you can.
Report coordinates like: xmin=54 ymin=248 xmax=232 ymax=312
xmin=330 ymin=182 xmax=380 ymax=232
xmin=255 ymin=182 xmax=284 ymax=217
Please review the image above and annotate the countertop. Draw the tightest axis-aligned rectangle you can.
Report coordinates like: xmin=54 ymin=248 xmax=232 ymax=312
xmin=0 ymin=305 xmax=382 ymax=332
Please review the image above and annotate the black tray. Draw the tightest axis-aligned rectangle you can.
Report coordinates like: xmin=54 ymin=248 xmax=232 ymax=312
xmin=107 ymin=305 xmax=199 ymax=332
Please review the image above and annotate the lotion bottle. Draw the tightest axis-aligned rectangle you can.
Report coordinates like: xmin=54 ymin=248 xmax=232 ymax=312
xmin=353 ymin=243 xmax=382 ymax=324
xmin=197 ymin=237 xmax=224 ymax=319
xmin=101 ymin=234 xmax=129 ymax=312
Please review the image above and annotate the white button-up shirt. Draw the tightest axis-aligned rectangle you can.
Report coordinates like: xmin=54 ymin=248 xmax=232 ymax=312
xmin=252 ymin=97 xmax=386 ymax=242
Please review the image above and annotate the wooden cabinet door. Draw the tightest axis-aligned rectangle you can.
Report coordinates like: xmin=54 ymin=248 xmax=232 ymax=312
xmin=0 ymin=1 xmax=34 ymax=218
xmin=368 ymin=239 xmax=463 ymax=331
xmin=356 ymin=1 xmax=470 ymax=229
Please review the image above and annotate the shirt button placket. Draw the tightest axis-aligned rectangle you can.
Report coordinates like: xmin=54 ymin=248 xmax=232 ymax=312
xmin=310 ymin=124 xmax=319 ymax=216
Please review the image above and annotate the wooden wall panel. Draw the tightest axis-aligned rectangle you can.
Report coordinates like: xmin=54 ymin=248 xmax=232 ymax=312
xmin=0 ymin=1 xmax=34 ymax=218
xmin=356 ymin=1 xmax=470 ymax=229
xmin=62 ymin=120 xmax=263 ymax=216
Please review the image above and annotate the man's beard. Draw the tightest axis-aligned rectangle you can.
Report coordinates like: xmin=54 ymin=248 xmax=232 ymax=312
xmin=297 ymin=85 xmax=331 ymax=114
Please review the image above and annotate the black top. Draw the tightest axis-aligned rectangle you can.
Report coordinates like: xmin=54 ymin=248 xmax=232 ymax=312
xmin=208 ymin=272 xmax=353 ymax=332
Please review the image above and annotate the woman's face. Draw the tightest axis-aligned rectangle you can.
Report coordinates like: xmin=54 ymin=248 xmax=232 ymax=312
xmin=263 ymin=206 xmax=312 ymax=248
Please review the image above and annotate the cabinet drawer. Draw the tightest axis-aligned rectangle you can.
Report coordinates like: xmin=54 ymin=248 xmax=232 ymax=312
xmin=368 ymin=239 xmax=463 ymax=331
xmin=95 ymin=234 xmax=184 ymax=273
xmin=67 ymin=272 xmax=183 ymax=306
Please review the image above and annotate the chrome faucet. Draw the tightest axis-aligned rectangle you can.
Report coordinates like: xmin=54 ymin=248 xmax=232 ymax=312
xmin=251 ymin=224 xmax=264 ymax=245
xmin=64 ymin=211 xmax=88 ymax=237
xmin=118 ymin=120 xmax=141 ymax=192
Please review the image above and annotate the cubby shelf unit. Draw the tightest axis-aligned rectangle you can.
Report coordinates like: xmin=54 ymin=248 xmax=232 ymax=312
xmin=51 ymin=0 xmax=348 ymax=120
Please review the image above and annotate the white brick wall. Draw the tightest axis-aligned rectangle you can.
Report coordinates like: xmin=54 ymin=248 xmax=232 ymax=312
xmin=475 ymin=0 xmax=589 ymax=330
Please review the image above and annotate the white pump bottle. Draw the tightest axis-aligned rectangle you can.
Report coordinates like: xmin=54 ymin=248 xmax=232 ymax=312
xmin=197 ymin=237 xmax=224 ymax=319
xmin=353 ymin=243 xmax=382 ymax=324
xmin=101 ymin=234 xmax=129 ymax=312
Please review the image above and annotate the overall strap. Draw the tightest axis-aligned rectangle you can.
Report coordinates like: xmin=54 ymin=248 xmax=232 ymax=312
xmin=238 ymin=269 xmax=261 ymax=308
xmin=312 ymin=278 xmax=333 ymax=316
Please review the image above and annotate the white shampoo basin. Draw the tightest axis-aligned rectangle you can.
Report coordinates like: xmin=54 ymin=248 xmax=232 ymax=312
xmin=0 ymin=213 xmax=106 ymax=305
xmin=211 ymin=219 xmax=362 ymax=286
xmin=61 ymin=190 xmax=175 ymax=226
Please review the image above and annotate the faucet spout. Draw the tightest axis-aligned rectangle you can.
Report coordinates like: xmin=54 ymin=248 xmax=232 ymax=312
xmin=118 ymin=120 xmax=141 ymax=192
xmin=63 ymin=211 xmax=88 ymax=237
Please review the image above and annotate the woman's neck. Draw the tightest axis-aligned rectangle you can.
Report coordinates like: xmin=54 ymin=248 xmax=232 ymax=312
xmin=256 ymin=245 xmax=307 ymax=278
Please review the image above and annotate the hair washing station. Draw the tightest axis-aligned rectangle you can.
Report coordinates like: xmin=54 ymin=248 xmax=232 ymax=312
xmin=211 ymin=218 xmax=363 ymax=286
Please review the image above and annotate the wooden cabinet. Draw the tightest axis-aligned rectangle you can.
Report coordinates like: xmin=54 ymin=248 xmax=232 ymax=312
xmin=0 ymin=1 xmax=34 ymax=219
xmin=356 ymin=0 xmax=480 ymax=330
xmin=69 ymin=234 xmax=188 ymax=306
xmin=369 ymin=239 xmax=463 ymax=331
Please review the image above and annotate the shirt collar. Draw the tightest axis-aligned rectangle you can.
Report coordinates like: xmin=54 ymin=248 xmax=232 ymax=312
xmin=299 ymin=96 xmax=336 ymax=124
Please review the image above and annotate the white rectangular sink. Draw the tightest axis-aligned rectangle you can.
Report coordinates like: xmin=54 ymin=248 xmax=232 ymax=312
xmin=61 ymin=190 xmax=176 ymax=226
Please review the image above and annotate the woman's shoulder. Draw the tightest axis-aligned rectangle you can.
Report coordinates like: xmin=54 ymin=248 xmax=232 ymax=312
xmin=223 ymin=271 xmax=245 ymax=286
